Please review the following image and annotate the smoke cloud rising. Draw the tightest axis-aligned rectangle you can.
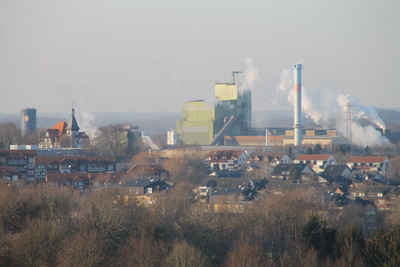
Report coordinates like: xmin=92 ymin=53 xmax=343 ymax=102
xmin=273 ymin=64 xmax=390 ymax=147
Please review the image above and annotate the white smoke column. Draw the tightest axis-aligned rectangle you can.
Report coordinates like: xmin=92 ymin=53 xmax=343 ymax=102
xmin=242 ymin=57 xmax=260 ymax=90
xmin=272 ymin=63 xmax=389 ymax=147
xmin=78 ymin=111 xmax=99 ymax=141
xmin=272 ymin=67 xmax=294 ymax=106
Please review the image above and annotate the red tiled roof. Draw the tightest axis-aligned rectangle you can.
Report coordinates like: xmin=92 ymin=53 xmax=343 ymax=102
xmin=348 ymin=156 xmax=386 ymax=163
xmin=296 ymin=154 xmax=332 ymax=161
xmin=52 ymin=121 xmax=67 ymax=137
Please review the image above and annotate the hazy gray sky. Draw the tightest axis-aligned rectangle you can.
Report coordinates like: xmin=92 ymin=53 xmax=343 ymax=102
xmin=1 ymin=0 xmax=399 ymax=114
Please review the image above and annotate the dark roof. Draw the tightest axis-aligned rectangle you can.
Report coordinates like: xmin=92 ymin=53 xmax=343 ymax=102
xmin=322 ymin=165 xmax=351 ymax=177
xmin=66 ymin=108 xmax=80 ymax=131
xmin=265 ymin=179 xmax=316 ymax=191
xmin=249 ymin=152 xmax=286 ymax=159
xmin=271 ymin=163 xmax=312 ymax=176
xmin=210 ymin=187 xmax=256 ymax=197
xmin=214 ymin=170 xmax=245 ymax=178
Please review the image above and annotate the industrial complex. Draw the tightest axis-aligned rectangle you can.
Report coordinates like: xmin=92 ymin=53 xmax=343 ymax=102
xmin=174 ymin=65 xmax=351 ymax=149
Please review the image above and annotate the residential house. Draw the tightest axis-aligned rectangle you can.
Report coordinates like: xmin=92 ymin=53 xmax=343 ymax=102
xmin=46 ymin=172 xmax=121 ymax=190
xmin=347 ymin=156 xmax=392 ymax=179
xmin=294 ymin=154 xmax=337 ymax=173
xmin=123 ymin=178 xmax=173 ymax=205
xmin=350 ymin=185 xmax=399 ymax=211
xmin=263 ymin=179 xmax=318 ymax=195
xmin=0 ymin=150 xmax=37 ymax=181
xmin=206 ymin=150 xmax=248 ymax=172
xmin=271 ymin=163 xmax=315 ymax=180
xmin=322 ymin=165 xmax=352 ymax=179
xmin=0 ymin=167 xmax=21 ymax=183
xmin=193 ymin=176 xmax=267 ymax=205
xmin=248 ymin=151 xmax=292 ymax=167
xmin=35 ymin=156 xmax=116 ymax=181
xmin=126 ymin=164 xmax=169 ymax=180
xmin=208 ymin=187 xmax=257 ymax=213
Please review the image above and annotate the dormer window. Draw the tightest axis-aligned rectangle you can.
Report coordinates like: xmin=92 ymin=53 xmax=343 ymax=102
xmin=213 ymin=157 xmax=217 ymax=161
xmin=222 ymin=157 xmax=226 ymax=161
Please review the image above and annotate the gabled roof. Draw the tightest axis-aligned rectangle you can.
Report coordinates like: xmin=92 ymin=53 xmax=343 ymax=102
xmin=295 ymin=154 xmax=332 ymax=161
xmin=272 ymin=163 xmax=313 ymax=176
xmin=207 ymin=150 xmax=247 ymax=161
xmin=348 ymin=156 xmax=387 ymax=163
xmin=322 ymin=165 xmax=351 ymax=177
xmin=52 ymin=121 xmax=67 ymax=137
xmin=249 ymin=152 xmax=286 ymax=159
xmin=209 ymin=187 xmax=256 ymax=197
xmin=124 ymin=178 xmax=171 ymax=190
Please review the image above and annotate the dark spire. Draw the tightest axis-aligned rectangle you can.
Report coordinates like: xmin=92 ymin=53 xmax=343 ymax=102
xmin=66 ymin=108 xmax=80 ymax=131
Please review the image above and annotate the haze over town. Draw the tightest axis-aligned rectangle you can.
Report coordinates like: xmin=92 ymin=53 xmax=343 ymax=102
xmin=1 ymin=0 xmax=399 ymax=115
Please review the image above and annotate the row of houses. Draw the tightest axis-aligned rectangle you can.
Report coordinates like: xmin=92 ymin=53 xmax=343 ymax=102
xmin=0 ymin=150 xmax=117 ymax=182
xmin=206 ymin=150 xmax=392 ymax=179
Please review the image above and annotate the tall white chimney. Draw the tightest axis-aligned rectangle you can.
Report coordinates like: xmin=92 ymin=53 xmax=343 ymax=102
xmin=293 ymin=64 xmax=303 ymax=146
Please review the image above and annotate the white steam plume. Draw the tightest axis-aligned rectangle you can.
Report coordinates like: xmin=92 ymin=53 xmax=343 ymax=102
xmin=273 ymin=64 xmax=389 ymax=147
xmin=242 ymin=57 xmax=260 ymax=90
xmin=78 ymin=111 xmax=99 ymax=141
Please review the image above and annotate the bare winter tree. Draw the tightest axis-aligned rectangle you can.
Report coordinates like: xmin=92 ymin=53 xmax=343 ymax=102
xmin=0 ymin=122 xmax=21 ymax=149
xmin=93 ymin=124 xmax=130 ymax=160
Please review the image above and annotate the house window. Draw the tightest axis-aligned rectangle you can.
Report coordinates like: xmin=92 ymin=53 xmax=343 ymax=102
xmin=80 ymin=165 xmax=86 ymax=171
xmin=359 ymin=193 xmax=365 ymax=196
xmin=107 ymin=164 xmax=114 ymax=171
xmin=377 ymin=193 xmax=383 ymax=197
xmin=145 ymin=188 xmax=153 ymax=194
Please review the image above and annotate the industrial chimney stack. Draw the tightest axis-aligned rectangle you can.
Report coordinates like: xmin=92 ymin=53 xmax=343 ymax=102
xmin=293 ymin=64 xmax=303 ymax=146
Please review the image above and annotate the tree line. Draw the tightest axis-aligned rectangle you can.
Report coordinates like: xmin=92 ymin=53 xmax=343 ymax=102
xmin=1 ymin=182 xmax=400 ymax=267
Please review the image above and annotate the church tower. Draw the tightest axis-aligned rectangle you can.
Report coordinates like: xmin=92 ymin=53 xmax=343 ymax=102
xmin=66 ymin=108 xmax=80 ymax=147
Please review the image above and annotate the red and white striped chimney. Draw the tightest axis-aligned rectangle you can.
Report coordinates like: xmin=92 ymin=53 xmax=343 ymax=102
xmin=293 ymin=64 xmax=303 ymax=146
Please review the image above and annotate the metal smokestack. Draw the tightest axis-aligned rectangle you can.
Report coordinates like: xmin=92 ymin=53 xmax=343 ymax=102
xmin=293 ymin=64 xmax=303 ymax=146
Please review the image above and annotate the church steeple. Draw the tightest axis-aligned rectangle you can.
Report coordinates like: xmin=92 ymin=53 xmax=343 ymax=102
xmin=66 ymin=108 xmax=80 ymax=131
